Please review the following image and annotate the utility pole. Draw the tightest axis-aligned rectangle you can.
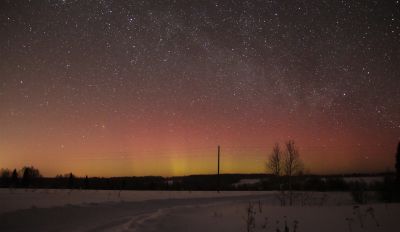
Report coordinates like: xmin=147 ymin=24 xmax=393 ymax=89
xmin=217 ymin=145 xmax=220 ymax=192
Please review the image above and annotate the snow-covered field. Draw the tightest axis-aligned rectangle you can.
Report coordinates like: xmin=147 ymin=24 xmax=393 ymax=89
xmin=343 ymin=176 xmax=384 ymax=184
xmin=0 ymin=189 xmax=398 ymax=231
xmin=232 ymin=178 xmax=262 ymax=187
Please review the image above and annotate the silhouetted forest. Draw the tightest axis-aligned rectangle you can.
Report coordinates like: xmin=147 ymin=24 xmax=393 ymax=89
xmin=0 ymin=167 xmax=396 ymax=192
xmin=1 ymin=141 xmax=399 ymax=203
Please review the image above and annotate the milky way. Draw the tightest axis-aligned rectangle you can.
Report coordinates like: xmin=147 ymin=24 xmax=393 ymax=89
xmin=0 ymin=0 xmax=399 ymax=176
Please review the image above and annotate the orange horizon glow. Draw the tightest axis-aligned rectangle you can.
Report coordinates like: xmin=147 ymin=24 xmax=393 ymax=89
xmin=1 ymin=113 xmax=398 ymax=177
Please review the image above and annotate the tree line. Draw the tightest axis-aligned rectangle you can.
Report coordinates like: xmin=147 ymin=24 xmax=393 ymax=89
xmin=0 ymin=166 xmax=41 ymax=188
xmin=265 ymin=140 xmax=400 ymax=204
xmin=1 ymin=141 xmax=399 ymax=199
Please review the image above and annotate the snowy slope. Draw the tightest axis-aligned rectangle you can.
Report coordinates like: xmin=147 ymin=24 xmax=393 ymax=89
xmin=0 ymin=189 xmax=398 ymax=232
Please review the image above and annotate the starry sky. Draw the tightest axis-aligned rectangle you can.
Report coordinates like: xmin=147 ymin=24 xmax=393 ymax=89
xmin=0 ymin=0 xmax=399 ymax=177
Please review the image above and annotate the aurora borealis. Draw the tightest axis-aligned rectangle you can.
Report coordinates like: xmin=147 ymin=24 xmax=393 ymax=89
xmin=0 ymin=0 xmax=399 ymax=177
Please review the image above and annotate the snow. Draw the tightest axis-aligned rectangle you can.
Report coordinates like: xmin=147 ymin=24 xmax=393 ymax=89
xmin=343 ymin=177 xmax=384 ymax=184
xmin=0 ymin=189 xmax=398 ymax=231
xmin=0 ymin=189 xmax=266 ymax=214
xmin=232 ymin=178 xmax=261 ymax=187
xmin=137 ymin=202 xmax=399 ymax=232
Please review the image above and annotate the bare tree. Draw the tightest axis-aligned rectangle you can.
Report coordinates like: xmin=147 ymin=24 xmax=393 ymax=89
xmin=266 ymin=140 xmax=304 ymax=206
xmin=267 ymin=143 xmax=282 ymax=176
xmin=283 ymin=140 xmax=302 ymax=177
xmin=283 ymin=140 xmax=303 ymax=205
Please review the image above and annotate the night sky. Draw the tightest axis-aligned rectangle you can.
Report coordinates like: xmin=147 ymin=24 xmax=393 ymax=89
xmin=0 ymin=0 xmax=399 ymax=177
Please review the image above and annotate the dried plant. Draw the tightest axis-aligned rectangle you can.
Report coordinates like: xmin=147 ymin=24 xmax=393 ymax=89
xmin=272 ymin=217 xmax=300 ymax=232
xmin=293 ymin=220 xmax=299 ymax=232
xmin=244 ymin=202 xmax=256 ymax=232
xmin=261 ymin=217 xmax=269 ymax=230
xmin=353 ymin=205 xmax=364 ymax=228
xmin=345 ymin=217 xmax=354 ymax=232
xmin=258 ymin=200 xmax=263 ymax=213
xmin=366 ymin=207 xmax=380 ymax=227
